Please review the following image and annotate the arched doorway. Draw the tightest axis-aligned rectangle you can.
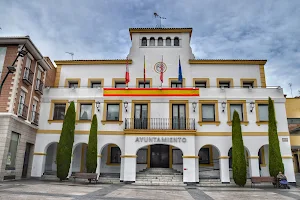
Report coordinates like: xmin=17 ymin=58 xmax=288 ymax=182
xmin=44 ymin=142 xmax=58 ymax=175
xmin=258 ymin=145 xmax=269 ymax=176
xmin=228 ymin=147 xmax=250 ymax=178
xmin=199 ymin=145 xmax=220 ymax=179
xmin=99 ymin=143 xmax=122 ymax=183
xmin=71 ymin=143 xmax=88 ymax=173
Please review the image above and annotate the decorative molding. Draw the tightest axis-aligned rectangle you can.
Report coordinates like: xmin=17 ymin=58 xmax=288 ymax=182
xmin=189 ymin=59 xmax=267 ymax=65
xmin=33 ymin=152 xmax=46 ymax=156
xmin=55 ymin=60 xmax=132 ymax=65
xmin=120 ymin=155 xmax=137 ymax=158
xmin=182 ymin=156 xmax=199 ymax=158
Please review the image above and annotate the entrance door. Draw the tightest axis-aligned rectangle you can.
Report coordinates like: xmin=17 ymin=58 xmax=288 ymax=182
xmin=22 ymin=143 xmax=33 ymax=178
xmin=150 ymin=145 xmax=169 ymax=168
xmin=134 ymin=104 xmax=148 ymax=129
xmin=172 ymin=104 xmax=186 ymax=130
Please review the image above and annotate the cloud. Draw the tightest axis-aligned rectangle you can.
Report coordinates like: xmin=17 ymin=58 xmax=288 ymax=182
xmin=0 ymin=0 xmax=299 ymax=95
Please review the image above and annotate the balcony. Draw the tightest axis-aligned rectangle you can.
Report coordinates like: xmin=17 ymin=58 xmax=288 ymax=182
xmin=22 ymin=68 xmax=34 ymax=85
xmin=125 ymin=118 xmax=196 ymax=130
xmin=35 ymin=79 xmax=44 ymax=95
xmin=17 ymin=103 xmax=28 ymax=119
xmin=31 ymin=111 xmax=39 ymax=125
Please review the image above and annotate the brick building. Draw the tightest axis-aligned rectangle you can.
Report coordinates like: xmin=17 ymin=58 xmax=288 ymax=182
xmin=0 ymin=36 xmax=55 ymax=180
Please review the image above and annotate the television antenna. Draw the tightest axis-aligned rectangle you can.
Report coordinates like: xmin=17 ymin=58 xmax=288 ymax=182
xmin=289 ymin=83 xmax=293 ymax=97
xmin=154 ymin=12 xmax=166 ymax=28
xmin=65 ymin=52 xmax=74 ymax=60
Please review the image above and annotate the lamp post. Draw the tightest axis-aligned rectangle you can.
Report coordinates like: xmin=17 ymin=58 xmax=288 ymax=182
xmin=0 ymin=48 xmax=28 ymax=94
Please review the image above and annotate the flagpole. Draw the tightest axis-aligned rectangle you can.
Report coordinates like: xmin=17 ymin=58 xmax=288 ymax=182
xmin=161 ymin=55 xmax=163 ymax=88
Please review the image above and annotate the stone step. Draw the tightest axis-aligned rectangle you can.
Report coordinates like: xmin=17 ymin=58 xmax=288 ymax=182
xmin=136 ymin=177 xmax=182 ymax=181
xmin=137 ymin=174 xmax=182 ymax=177
xmin=134 ymin=181 xmax=186 ymax=186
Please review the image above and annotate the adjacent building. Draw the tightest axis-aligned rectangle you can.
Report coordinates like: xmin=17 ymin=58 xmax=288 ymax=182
xmin=30 ymin=27 xmax=295 ymax=184
xmin=0 ymin=36 xmax=55 ymax=181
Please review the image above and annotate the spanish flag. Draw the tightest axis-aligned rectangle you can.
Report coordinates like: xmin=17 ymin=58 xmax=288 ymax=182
xmin=125 ymin=56 xmax=130 ymax=84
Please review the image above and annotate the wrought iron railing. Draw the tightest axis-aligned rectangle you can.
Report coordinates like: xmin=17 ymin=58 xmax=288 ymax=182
xmin=18 ymin=103 xmax=28 ymax=119
xmin=23 ymin=68 xmax=34 ymax=85
xmin=31 ymin=111 xmax=39 ymax=125
xmin=35 ymin=79 xmax=44 ymax=94
xmin=125 ymin=118 xmax=195 ymax=130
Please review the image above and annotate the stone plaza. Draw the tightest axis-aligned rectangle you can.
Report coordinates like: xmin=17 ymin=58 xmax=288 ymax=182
xmin=1 ymin=180 xmax=300 ymax=200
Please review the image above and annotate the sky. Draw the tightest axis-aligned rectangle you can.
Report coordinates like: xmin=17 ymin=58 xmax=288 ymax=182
xmin=0 ymin=0 xmax=299 ymax=96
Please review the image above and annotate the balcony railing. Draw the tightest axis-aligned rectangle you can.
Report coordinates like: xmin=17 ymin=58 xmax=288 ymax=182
xmin=17 ymin=103 xmax=28 ymax=119
xmin=125 ymin=118 xmax=195 ymax=130
xmin=31 ymin=111 xmax=39 ymax=125
xmin=22 ymin=68 xmax=34 ymax=85
xmin=35 ymin=79 xmax=44 ymax=94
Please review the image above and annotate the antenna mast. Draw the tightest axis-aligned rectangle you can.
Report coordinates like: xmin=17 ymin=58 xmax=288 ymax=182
xmin=154 ymin=12 xmax=166 ymax=28
xmin=289 ymin=83 xmax=293 ymax=97
xmin=65 ymin=52 xmax=74 ymax=60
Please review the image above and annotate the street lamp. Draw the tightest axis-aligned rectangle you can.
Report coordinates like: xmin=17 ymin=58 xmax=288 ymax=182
xmin=0 ymin=48 xmax=28 ymax=94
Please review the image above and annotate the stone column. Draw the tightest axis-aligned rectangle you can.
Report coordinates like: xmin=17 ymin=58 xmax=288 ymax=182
xmin=183 ymin=156 xmax=198 ymax=185
xmin=219 ymin=156 xmax=230 ymax=183
xmin=282 ymin=156 xmax=296 ymax=184
xmin=248 ymin=156 xmax=260 ymax=177
xmin=122 ymin=156 xmax=137 ymax=183
xmin=96 ymin=155 xmax=101 ymax=180
xmin=31 ymin=153 xmax=46 ymax=177
xmin=195 ymin=157 xmax=199 ymax=183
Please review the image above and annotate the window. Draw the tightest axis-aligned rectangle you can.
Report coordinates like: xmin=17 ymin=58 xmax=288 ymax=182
xmin=80 ymin=104 xmax=92 ymax=120
xmin=115 ymin=81 xmax=126 ymax=88
xmin=172 ymin=104 xmax=186 ymax=130
xmin=199 ymin=147 xmax=210 ymax=164
xmin=88 ymin=79 xmax=103 ymax=88
xmin=53 ymin=103 xmax=66 ymax=120
xmin=18 ymin=90 xmax=26 ymax=116
xmin=166 ymin=37 xmax=171 ymax=46
xmin=171 ymin=81 xmax=182 ymax=88
xmin=288 ymin=118 xmax=300 ymax=124
xmin=258 ymin=104 xmax=268 ymax=121
xmin=0 ymin=47 xmax=7 ymax=73
xmin=172 ymin=149 xmax=183 ymax=164
xmin=91 ymin=82 xmax=102 ymax=88
xmin=243 ymin=81 xmax=254 ymax=88
xmin=69 ymin=81 xmax=78 ymax=88
xmin=174 ymin=37 xmax=179 ymax=46
xmin=137 ymin=149 xmax=147 ymax=164
xmin=149 ymin=37 xmax=155 ymax=46
xmin=202 ymin=104 xmax=215 ymax=122
xmin=138 ymin=81 xmax=150 ymax=88
xmin=195 ymin=81 xmax=206 ymax=88
xmin=230 ymin=104 xmax=243 ymax=121
xmin=110 ymin=146 xmax=121 ymax=164
xmin=158 ymin=37 xmax=163 ymax=46
xmin=141 ymin=37 xmax=147 ymax=46
xmin=31 ymin=99 xmax=38 ymax=123
xmin=6 ymin=132 xmax=20 ymax=170
xmin=23 ymin=57 xmax=32 ymax=79
xmin=219 ymin=81 xmax=230 ymax=88
xmin=134 ymin=104 xmax=148 ymax=129
xmin=106 ymin=104 xmax=120 ymax=121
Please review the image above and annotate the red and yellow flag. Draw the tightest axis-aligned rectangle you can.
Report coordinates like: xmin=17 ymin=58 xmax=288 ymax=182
xmin=125 ymin=57 xmax=130 ymax=84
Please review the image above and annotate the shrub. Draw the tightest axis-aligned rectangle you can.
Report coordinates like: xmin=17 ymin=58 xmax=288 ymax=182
xmin=232 ymin=110 xmax=247 ymax=186
xmin=268 ymin=97 xmax=284 ymax=177
xmin=86 ymin=114 xmax=98 ymax=173
xmin=56 ymin=101 xmax=76 ymax=181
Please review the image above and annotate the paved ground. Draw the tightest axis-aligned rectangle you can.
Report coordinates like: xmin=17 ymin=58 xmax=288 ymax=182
xmin=1 ymin=180 xmax=300 ymax=200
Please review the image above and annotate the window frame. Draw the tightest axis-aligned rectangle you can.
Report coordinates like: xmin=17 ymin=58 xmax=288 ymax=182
xmin=64 ymin=78 xmax=81 ymax=88
xmin=137 ymin=148 xmax=148 ymax=164
xmin=141 ymin=37 xmax=147 ymax=46
xmin=5 ymin=132 xmax=20 ymax=170
xmin=255 ymin=100 xmax=269 ymax=125
xmin=199 ymin=146 xmax=213 ymax=166
xmin=158 ymin=37 xmax=163 ymax=46
xmin=112 ymin=78 xmax=126 ymax=88
xmin=76 ymin=100 xmax=95 ymax=122
xmin=102 ymin=100 xmax=123 ymax=124
xmin=198 ymin=100 xmax=220 ymax=126
xmin=166 ymin=37 xmax=171 ymax=46
xmin=193 ymin=78 xmax=210 ymax=88
xmin=106 ymin=144 xmax=121 ymax=165
xmin=240 ymin=79 xmax=257 ymax=88
xmin=49 ymin=100 xmax=69 ymax=122
xmin=131 ymin=100 xmax=151 ymax=129
xmin=174 ymin=37 xmax=180 ymax=46
xmin=217 ymin=78 xmax=234 ymax=88
xmin=169 ymin=100 xmax=189 ymax=129
xmin=88 ymin=78 xmax=104 ymax=88
xmin=149 ymin=37 xmax=155 ymax=46
xmin=227 ymin=100 xmax=248 ymax=125
xmin=168 ymin=78 xmax=186 ymax=88
xmin=136 ymin=78 xmax=152 ymax=88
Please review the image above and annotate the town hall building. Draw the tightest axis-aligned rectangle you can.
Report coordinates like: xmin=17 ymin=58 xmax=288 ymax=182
xmin=30 ymin=28 xmax=296 ymax=185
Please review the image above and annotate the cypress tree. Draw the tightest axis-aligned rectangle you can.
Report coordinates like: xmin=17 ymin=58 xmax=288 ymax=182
xmin=86 ymin=114 xmax=98 ymax=173
xmin=56 ymin=101 xmax=76 ymax=181
xmin=268 ymin=97 xmax=284 ymax=177
xmin=232 ymin=110 xmax=247 ymax=186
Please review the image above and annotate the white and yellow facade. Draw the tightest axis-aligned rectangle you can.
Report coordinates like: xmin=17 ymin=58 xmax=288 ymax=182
xmin=31 ymin=28 xmax=295 ymax=184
